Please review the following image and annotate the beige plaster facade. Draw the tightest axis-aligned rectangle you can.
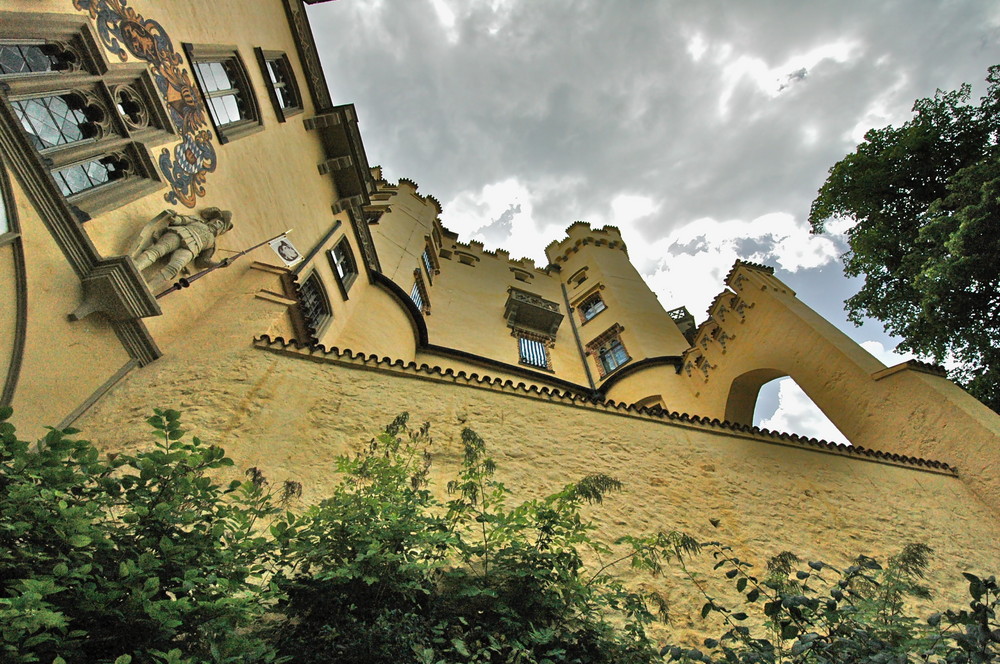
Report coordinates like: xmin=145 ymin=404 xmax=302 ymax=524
xmin=2 ymin=0 xmax=1000 ymax=639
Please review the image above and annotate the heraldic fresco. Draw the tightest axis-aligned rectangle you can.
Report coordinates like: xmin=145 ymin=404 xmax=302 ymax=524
xmin=73 ymin=0 xmax=217 ymax=208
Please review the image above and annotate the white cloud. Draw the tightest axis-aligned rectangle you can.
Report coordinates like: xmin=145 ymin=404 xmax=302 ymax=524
xmin=629 ymin=212 xmax=844 ymax=315
xmin=846 ymin=72 xmax=910 ymax=144
xmin=610 ymin=194 xmax=660 ymax=227
xmin=429 ymin=0 xmax=459 ymax=44
xmin=444 ymin=177 xmax=531 ymax=239
xmin=686 ymin=32 xmax=708 ymax=62
xmin=715 ymin=39 xmax=860 ymax=116
xmin=757 ymin=378 xmax=848 ymax=444
xmin=860 ymin=340 xmax=915 ymax=367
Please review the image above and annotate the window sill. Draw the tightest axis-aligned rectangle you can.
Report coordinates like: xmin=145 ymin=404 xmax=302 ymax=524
xmin=599 ymin=357 xmax=632 ymax=379
xmin=579 ymin=308 xmax=607 ymax=326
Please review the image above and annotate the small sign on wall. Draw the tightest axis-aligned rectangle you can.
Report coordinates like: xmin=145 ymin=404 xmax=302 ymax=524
xmin=269 ymin=235 xmax=303 ymax=267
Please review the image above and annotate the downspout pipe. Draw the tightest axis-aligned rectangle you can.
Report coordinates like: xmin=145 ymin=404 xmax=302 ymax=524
xmin=561 ymin=282 xmax=598 ymax=396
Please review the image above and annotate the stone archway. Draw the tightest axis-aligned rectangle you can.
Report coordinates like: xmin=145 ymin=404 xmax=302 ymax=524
xmin=725 ymin=368 xmax=785 ymax=425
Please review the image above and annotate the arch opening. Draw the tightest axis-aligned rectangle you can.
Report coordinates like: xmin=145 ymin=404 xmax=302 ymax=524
xmin=752 ymin=377 xmax=848 ymax=445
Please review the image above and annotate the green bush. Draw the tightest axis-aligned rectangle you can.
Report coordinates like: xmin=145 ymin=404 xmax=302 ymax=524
xmin=0 ymin=406 xmax=286 ymax=664
xmin=267 ymin=414 xmax=698 ymax=664
xmin=660 ymin=537 xmax=1000 ymax=663
xmin=2 ymin=408 xmax=997 ymax=663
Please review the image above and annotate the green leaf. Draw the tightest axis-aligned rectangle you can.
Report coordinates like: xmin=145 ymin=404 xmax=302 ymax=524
xmin=67 ymin=535 xmax=92 ymax=548
xmin=114 ymin=656 xmax=133 ymax=664
xmin=451 ymin=638 xmax=470 ymax=657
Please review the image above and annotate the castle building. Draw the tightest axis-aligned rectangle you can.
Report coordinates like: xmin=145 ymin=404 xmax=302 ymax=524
xmin=2 ymin=0 xmax=1000 ymax=635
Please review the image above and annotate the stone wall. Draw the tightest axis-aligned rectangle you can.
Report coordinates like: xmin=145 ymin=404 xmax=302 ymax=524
xmin=64 ymin=288 xmax=1000 ymax=646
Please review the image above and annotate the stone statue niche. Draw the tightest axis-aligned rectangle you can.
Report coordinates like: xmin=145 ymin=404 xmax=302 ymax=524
xmin=130 ymin=207 xmax=234 ymax=290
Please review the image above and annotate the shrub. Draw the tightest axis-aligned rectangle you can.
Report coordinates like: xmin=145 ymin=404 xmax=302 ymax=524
xmin=660 ymin=536 xmax=1000 ymax=663
xmin=268 ymin=414 xmax=699 ymax=664
xmin=0 ymin=407 xmax=286 ymax=664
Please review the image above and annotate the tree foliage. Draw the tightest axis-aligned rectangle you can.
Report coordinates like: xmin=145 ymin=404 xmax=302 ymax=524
xmin=660 ymin=537 xmax=1000 ymax=663
xmin=809 ymin=65 xmax=1000 ymax=412
xmin=267 ymin=414 xmax=699 ymax=664
xmin=2 ymin=408 xmax=998 ymax=663
xmin=0 ymin=409 xmax=697 ymax=663
xmin=0 ymin=407 xmax=288 ymax=664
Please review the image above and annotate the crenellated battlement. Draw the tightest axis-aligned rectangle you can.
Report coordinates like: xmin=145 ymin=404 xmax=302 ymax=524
xmin=371 ymin=171 xmax=444 ymax=215
xmin=544 ymin=222 xmax=628 ymax=264
xmin=438 ymin=233 xmax=551 ymax=275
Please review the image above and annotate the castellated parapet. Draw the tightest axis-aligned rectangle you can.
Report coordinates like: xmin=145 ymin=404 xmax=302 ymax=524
xmin=544 ymin=221 xmax=628 ymax=264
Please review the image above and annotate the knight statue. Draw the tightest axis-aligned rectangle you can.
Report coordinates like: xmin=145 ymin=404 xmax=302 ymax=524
xmin=131 ymin=207 xmax=234 ymax=288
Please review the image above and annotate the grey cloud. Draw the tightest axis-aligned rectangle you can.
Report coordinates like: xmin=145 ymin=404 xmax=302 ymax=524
xmin=307 ymin=0 xmax=999 ymax=285
xmin=474 ymin=203 xmax=521 ymax=246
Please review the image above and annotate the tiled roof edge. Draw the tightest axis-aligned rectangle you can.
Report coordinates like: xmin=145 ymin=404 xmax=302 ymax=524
xmin=252 ymin=335 xmax=958 ymax=476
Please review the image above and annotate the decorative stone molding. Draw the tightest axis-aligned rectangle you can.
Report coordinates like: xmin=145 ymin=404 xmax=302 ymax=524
xmin=504 ymin=287 xmax=563 ymax=336
xmin=282 ymin=0 xmax=334 ymax=112
xmin=69 ymin=255 xmax=161 ymax=321
xmin=252 ymin=334 xmax=959 ymax=476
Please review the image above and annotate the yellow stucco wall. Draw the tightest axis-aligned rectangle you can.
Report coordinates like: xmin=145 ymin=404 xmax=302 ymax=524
xmin=4 ymin=169 xmax=133 ymax=431
xmin=59 ymin=286 xmax=1000 ymax=646
xmin=679 ymin=263 xmax=1000 ymax=514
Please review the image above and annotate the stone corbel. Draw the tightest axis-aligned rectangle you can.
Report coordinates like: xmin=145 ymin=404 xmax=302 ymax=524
xmin=69 ymin=255 xmax=161 ymax=321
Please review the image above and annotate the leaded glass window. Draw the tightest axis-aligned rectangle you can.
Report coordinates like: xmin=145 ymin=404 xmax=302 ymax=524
xmin=0 ymin=16 xmax=165 ymax=215
xmin=11 ymin=95 xmax=94 ymax=151
xmin=599 ymin=339 xmax=629 ymax=374
xmin=52 ymin=156 xmax=123 ymax=196
xmin=0 ymin=42 xmax=59 ymax=76
xmin=578 ymin=292 xmax=606 ymax=322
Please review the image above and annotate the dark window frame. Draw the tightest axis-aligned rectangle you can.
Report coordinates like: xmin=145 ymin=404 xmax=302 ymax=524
xmin=577 ymin=291 xmax=607 ymax=323
xmin=327 ymin=236 xmax=357 ymax=298
xmin=410 ymin=269 xmax=430 ymax=314
xmin=421 ymin=244 xmax=438 ymax=284
xmin=599 ymin=338 xmax=629 ymax=375
xmin=297 ymin=270 xmax=332 ymax=337
xmin=253 ymin=48 xmax=302 ymax=122
xmin=184 ymin=43 xmax=262 ymax=144
xmin=585 ymin=323 xmax=631 ymax=379
xmin=513 ymin=329 xmax=553 ymax=372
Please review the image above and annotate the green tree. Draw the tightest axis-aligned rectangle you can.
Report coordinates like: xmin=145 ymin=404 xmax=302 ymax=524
xmin=809 ymin=65 xmax=1000 ymax=412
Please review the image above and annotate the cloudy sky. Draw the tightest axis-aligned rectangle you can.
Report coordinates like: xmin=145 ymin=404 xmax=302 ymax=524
xmin=307 ymin=0 xmax=1000 ymax=443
